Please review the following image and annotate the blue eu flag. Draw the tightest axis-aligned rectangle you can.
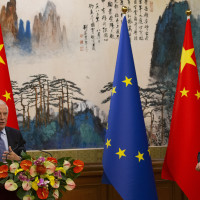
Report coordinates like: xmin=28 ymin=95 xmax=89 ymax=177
xmin=102 ymin=16 xmax=158 ymax=200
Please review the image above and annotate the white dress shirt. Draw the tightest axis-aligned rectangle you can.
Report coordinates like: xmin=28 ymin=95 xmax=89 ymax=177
xmin=0 ymin=128 xmax=8 ymax=151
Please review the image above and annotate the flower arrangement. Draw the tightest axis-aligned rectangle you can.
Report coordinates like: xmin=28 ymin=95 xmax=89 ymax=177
xmin=0 ymin=152 xmax=84 ymax=200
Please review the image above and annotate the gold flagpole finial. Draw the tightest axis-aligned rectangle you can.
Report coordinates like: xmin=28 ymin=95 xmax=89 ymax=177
xmin=122 ymin=6 xmax=127 ymax=14
xmin=186 ymin=10 xmax=191 ymax=16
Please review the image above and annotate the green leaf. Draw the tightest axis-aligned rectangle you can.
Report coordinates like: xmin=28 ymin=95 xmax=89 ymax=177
xmin=73 ymin=172 xmax=81 ymax=179
xmin=59 ymin=191 xmax=63 ymax=198
xmin=8 ymin=173 xmax=14 ymax=180
xmin=14 ymin=175 xmax=19 ymax=182
xmin=59 ymin=185 xmax=67 ymax=192
xmin=17 ymin=181 xmax=22 ymax=187
xmin=57 ymin=157 xmax=72 ymax=167
xmin=29 ymin=190 xmax=39 ymax=200
xmin=46 ymin=197 xmax=55 ymax=200
xmin=0 ymin=177 xmax=8 ymax=184
xmin=60 ymin=180 xmax=66 ymax=185
xmin=61 ymin=174 xmax=67 ymax=181
xmin=16 ymin=188 xmax=28 ymax=200
xmin=21 ymin=152 xmax=32 ymax=160
xmin=34 ymin=196 xmax=40 ymax=200
xmin=6 ymin=159 xmax=12 ymax=166
xmin=31 ymin=191 xmax=39 ymax=200
xmin=48 ymin=189 xmax=54 ymax=197
xmin=0 ymin=162 xmax=5 ymax=166
xmin=20 ymin=151 xmax=26 ymax=157
xmin=57 ymin=158 xmax=65 ymax=167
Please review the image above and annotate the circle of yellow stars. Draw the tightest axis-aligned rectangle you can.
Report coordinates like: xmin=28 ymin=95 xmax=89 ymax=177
xmin=105 ymin=140 xmax=151 ymax=162
xmin=105 ymin=117 xmax=151 ymax=161
xmin=106 ymin=74 xmax=151 ymax=162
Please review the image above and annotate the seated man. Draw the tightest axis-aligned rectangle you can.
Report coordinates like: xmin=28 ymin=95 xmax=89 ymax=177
xmin=196 ymin=153 xmax=200 ymax=171
xmin=0 ymin=100 xmax=26 ymax=162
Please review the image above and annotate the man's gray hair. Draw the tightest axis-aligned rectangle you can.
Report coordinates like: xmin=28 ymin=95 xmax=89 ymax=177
xmin=0 ymin=100 xmax=9 ymax=112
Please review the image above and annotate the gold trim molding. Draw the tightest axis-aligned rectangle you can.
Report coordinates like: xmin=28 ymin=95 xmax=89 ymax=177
xmin=27 ymin=146 xmax=167 ymax=163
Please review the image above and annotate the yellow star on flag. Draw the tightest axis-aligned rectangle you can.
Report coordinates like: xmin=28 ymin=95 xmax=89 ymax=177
xmin=195 ymin=90 xmax=200 ymax=100
xmin=122 ymin=76 xmax=132 ymax=87
xmin=116 ymin=148 xmax=126 ymax=159
xmin=0 ymin=44 xmax=5 ymax=65
xmin=105 ymin=139 xmax=111 ymax=149
xmin=135 ymin=151 xmax=144 ymax=162
xmin=148 ymin=149 xmax=150 ymax=156
xmin=180 ymin=47 xmax=196 ymax=73
xmin=111 ymin=86 xmax=116 ymax=96
xmin=180 ymin=88 xmax=189 ymax=97
xmin=3 ymin=90 xmax=11 ymax=101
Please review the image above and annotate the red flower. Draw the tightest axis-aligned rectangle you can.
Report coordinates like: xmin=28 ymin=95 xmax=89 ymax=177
xmin=20 ymin=160 xmax=32 ymax=171
xmin=36 ymin=165 xmax=47 ymax=175
xmin=47 ymin=157 xmax=57 ymax=164
xmin=0 ymin=165 xmax=8 ymax=178
xmin=73 ymin=160 xmax=84 ymax=173
xmin=37 ymin=187 xmax=49 ymax=199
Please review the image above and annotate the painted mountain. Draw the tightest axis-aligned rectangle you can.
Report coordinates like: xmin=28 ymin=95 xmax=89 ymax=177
xmin=150 ymin=1 xmax=200 ymax=82
xmin=0 ymin=0 xmax=18 ymax=45
xmin=32 ymin=1 xmax=67 ymax=50
xmin=0 ymin=0 xmax=67 ymax=53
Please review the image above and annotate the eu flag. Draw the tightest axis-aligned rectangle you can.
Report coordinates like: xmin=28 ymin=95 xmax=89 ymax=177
xmin=102 ymin=16 xmax=158 ymax=200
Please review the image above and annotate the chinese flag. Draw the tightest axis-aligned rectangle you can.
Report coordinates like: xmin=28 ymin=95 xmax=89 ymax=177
xmin=162 ymin=17 xmax=200 ymax=199
xmin=0 ymin=25 xmax=19 ymax=129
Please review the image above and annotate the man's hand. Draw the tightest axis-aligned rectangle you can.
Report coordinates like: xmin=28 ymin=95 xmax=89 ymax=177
xmin=2 ymin=146 xmax=21 ymax=162
xmin=196 ymin=162 xmax=200 ymax=171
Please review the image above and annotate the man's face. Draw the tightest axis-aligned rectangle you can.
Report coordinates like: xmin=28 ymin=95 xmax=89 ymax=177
xmin=0 ymin=104 xmax=8 ymax=131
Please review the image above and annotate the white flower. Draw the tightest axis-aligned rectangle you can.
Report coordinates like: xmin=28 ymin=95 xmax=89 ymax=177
xmin=44 ymin=161 xmax=56 ymax=174
xmin=52 ymin=179 xmax=60 ymax=189
xmin=53 ymin=189 xmax=59 ymax=199
xmin=5 ymin=180 xmax=18 ymax=191
xmin=64 ymin=178 xmax=76 ymax=191
xmin=63 ymin=160 xmax=71 ymax=171
xmin=22 ymin=181 xmax=32 ymax=191
xmin=9 ymin=162 xmax=19 ymax=173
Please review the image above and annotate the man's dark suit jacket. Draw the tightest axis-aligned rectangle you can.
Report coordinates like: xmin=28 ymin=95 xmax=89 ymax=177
xmin=0 ymin=127 xmax=26 ymax=198
xmin=5 ymin=126 xmax=26 ymax=156
xmin=198 ymin=152 xmax=200 ymax=163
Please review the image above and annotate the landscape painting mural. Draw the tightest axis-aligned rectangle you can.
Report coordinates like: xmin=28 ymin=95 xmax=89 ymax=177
xmin=0 ymin=0 xmax=200 ymax=150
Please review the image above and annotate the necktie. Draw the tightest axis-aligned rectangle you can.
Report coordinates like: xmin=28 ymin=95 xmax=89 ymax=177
xmin=0 ymin=131 xmax=6 ymax=162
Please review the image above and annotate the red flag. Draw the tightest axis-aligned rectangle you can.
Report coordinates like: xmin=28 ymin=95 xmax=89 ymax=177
xmin=162 ymin=17 xmax=200 ymax=199
xmin=0 ymin=25 xmax=19 ymax=129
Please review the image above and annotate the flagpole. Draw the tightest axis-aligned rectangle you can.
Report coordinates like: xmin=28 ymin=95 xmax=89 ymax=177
xmin=102 ymin=5 xmax=158 ymax=199
xmin=186 ymin=9 xmax=191 ymax=19
xmin=162 ymin=8 xmax=200 ymax=199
